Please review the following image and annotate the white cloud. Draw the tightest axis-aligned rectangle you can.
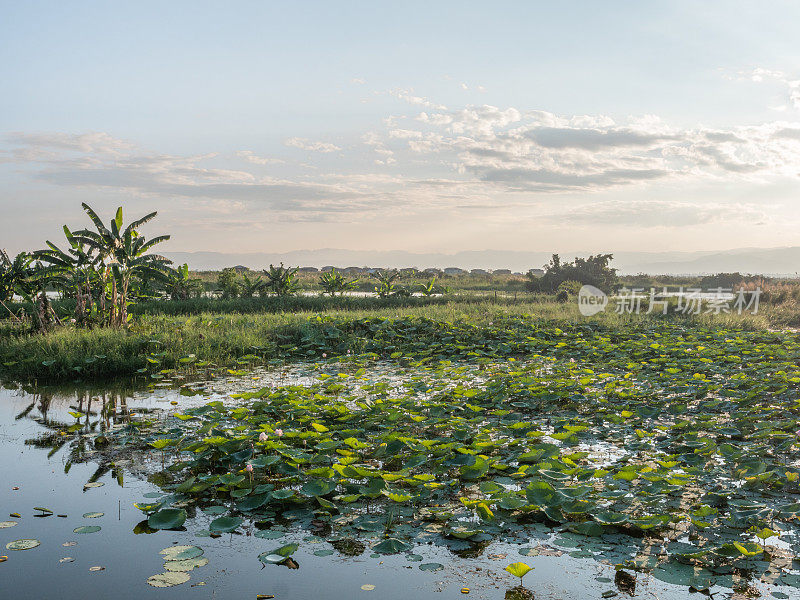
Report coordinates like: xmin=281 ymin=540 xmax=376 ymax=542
xmin=284 ymin=137 xmax=341 ymax=153
xmin=235 ymin=150 xmax=285 ymax=165
xmin=736 ymin=67 xmax=800 ymax=110
xmin=5 ymin=92 xmax=800 ymax=229
xmin=389 ymin=88 xmax=447 ymax=110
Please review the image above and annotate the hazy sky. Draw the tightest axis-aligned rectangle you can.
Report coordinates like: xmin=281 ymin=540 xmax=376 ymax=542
xmin=2 ymin=1 xmax=800 ymax=255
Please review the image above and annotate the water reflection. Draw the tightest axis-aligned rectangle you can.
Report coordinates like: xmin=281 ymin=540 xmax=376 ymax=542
xmin=0 ymin=378 xmax=781 ymax=600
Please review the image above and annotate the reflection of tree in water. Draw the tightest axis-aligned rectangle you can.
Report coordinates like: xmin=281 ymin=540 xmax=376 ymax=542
xmin=20 ymin=383 xmax=139 ymax=482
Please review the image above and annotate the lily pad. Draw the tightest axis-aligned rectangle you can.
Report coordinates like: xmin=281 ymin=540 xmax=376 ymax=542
xmin=258 ymin=543 xmax=299 ymax=564
xmin=73 ymin=526 xmax=101 ymax=534
xmin=147 ymin=571 xmax=191 ymax=587
xmin=6 ymin=539 xmax=40 ymax=550
xmin=148 ymin=509 xmax=187 ymax=530
xmin=160 ymin=545 xmax=204 ymax=561
xmin=372 ymin=538 xmax=411 ymax=554
xmin=209 ymin=516 xmax=243 ymax=533
xmin=163 ymin=557 xmax=209 ymax=572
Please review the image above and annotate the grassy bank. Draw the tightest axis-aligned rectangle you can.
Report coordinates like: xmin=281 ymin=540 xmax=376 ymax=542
xmin=0 ymin=292 xmax=545 ymax=320
xmin=0 ymin=298 xmax=793 ymax=383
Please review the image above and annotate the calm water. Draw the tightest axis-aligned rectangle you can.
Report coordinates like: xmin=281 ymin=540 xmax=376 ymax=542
xmin=0 ymin=378 xmax=775 ymax=599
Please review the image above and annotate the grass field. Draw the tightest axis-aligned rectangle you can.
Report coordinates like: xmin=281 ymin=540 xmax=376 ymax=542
xmin=1 ymin=296 xmax=795 ymax=383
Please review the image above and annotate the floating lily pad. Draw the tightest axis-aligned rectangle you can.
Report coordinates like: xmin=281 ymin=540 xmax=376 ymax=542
xmin=209 ymin=516 xmax=243 ymax=533
xmin=73 ymin=526 xmax=101 ymax=534
xmin=419 ymin=562 xmax=444 ymax=571
xmin=201 ymin=506 xmax=227 ymax=515
xmin=163 ymin=557 xmax=209 ymax=572
xmin=147 ymin=571 xmax=190 ymax=587
xmin=255 ymin=530 xmax=285 ymax=539
xmin=372 ymin=538 xmax=411 ymax=554
xmin=160 ymin=545 xmax=204 ymax=561
xmin=6 ymin=539 xmax=40 ymax=550
xmin=148 ymin=509 xmax=187 ymax=530
xmin=0 ymin=521 xmax=18 ymax=528
xmin=83 ymin=512 xmax=104 ymax=519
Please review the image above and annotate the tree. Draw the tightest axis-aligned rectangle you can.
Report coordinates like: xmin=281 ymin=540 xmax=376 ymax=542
xmin=55 ymin=204 xmax=171 ymax=327
xmin=371 ymin=269 xmax=407 ymax=298
xmin=319 ymin=268 xmax=358 ymax=296
xmin=168 ymin=264 xmax=204 ymax=300
xmin=0 ymin=250 xmax=37 ymax=302
xmin=240 ymin=273 xmax=266 ymax=298
xmin=529 ymin=253 xmax=617 ymax=294
xmin=263 ymin=263 xmax=299 ymax=296
xmin=33 ymin=227 xmax=102 ymax=325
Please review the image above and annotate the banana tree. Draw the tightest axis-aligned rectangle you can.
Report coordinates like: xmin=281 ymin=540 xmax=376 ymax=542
xmin=33 ymin=226 xmax=102 ymax=324
xmin=70 ymin=203 xmax=172 ymax=327
xmin=240 ymin=273 xmax=265 ymax=298
xmin=0 ymin=249 xmax=37 ymax=302
xmin=263 ymin=263 xmax=299 ymax=296
xmin=319 ymin=268 xmax=358 ymax=296
xmin=168 ymin=264 xmax=204 ymax=300
xmin=371 ymin=269 xmax=406 ymax=298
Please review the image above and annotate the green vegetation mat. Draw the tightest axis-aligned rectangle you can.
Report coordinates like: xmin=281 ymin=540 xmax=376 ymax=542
xmin=47 ymin=318 xmax=800 ymax=590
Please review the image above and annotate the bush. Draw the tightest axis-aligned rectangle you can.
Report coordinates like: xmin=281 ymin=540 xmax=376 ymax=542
xmin=529 ymin=254 xmax=618 ymax=293
xmin=217 ymin=268 xmax=240 ymax=298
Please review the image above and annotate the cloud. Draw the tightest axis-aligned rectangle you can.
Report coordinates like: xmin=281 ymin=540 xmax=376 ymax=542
xmin=387 ymin=103 xmax=800 ymax=192
xmin=362 ymin=131 xmax=395 ymax=165
xmin=735 ymin=67 xmax=800 ymax=110
xmin=524 ymin=127 xmax=679 ymax=150
xmin=284 ymin=137 xmax=341 ymax=153
xmin=5 ymin=91 xmax=800 ymax=226
xmin=235 ymin=150 xmax=285 ymax=165
xmin=389 ymin=88 xmax=447 ymax=110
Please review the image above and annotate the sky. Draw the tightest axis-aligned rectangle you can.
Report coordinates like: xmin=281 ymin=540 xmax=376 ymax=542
xmin=1 ymin=1 xmax=800 ymax=257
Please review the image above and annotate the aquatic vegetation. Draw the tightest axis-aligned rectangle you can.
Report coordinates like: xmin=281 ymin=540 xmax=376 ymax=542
xmin=504 ymin=562 xmax=532 ymax=585
xmin=10 ymin=317 xmax=800 ymax=594
xmin=30 ymin=319 xmax=795 ymax=593
xmin=6 ymin=539 xmax=40 ymax=550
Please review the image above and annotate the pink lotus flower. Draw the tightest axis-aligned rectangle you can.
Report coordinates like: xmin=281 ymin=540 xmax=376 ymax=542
xmin=259 ymin=432 xmax=268 ymax=442
xmin=322 ymin=353 xmax=327 ymax=358
xmin=245 ymin=463 xmax=253 ymax=473
xmin=275 ymin=428 xmax=284 ymax=437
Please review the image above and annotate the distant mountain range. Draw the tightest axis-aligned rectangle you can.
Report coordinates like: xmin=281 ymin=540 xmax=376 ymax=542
xmin=164 ymin=247 xmax=800 ymax=276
